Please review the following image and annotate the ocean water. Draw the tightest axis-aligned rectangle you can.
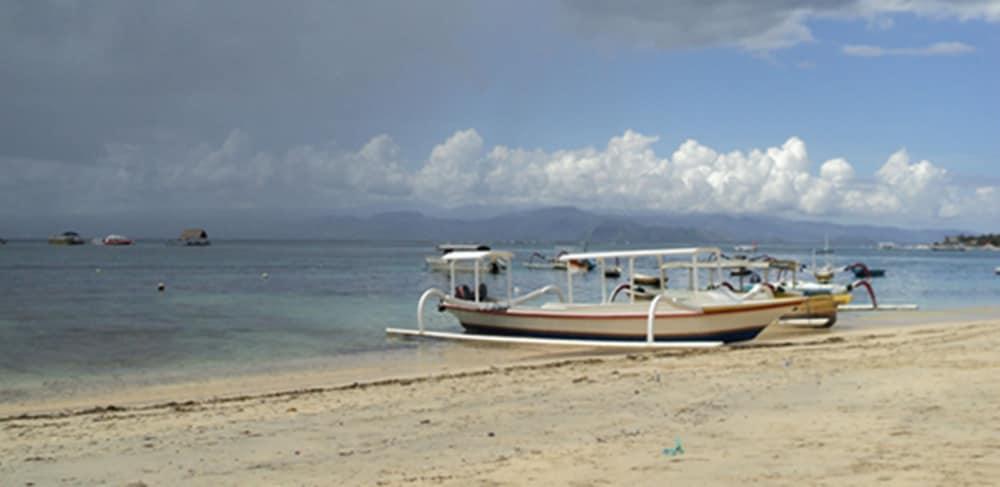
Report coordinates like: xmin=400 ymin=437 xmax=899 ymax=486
xmin=1 ymin=240 xmax=998 ymax=403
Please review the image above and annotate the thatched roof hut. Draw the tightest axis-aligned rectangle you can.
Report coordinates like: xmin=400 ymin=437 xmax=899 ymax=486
xmin=179 ymin=228 xmax=208 ymax=240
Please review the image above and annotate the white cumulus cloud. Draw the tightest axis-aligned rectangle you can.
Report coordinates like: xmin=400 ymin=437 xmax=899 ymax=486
xmin=842 ymin=41 xmax=975 ymax=57
xmin=1 ymin=127 xmax=993 ymax=227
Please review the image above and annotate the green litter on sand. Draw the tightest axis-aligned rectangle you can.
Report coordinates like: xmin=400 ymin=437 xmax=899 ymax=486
xmin=662 ymin=437 xmax=684 ymax=456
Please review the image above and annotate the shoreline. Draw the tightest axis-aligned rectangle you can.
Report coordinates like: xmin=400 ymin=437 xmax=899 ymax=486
xmin=4 ymin=306 xmax=1000 ymax=419
xmin=4 ymin=318 xmax=1000 ymax=484
xmin=0 ymin=311 xmax=990 ymax=419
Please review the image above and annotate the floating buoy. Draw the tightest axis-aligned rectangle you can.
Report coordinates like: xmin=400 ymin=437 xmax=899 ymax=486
xmin=157 ymin=282 xmax=166 ymax=292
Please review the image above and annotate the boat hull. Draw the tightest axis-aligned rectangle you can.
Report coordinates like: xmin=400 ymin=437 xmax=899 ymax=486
xmin=442 ymin=298 xmax=802 ymax=343
xmin=780 ymin=294 xmax=838 ymax=327
xmin=48 ymin=238 xmax=85 ymax=245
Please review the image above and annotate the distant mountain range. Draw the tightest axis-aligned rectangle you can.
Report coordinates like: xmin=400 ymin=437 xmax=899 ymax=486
xmin=317 ymin=206 xmax=960 ymax=245
xmin=0 ymin=206 xmax=965 ymax=243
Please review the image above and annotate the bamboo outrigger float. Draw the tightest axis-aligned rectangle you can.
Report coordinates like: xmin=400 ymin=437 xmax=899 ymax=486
xmin=387 ymin=247 xmax=806 ymax=348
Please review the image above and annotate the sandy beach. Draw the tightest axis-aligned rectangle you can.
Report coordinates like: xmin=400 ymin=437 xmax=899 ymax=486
xmin=3 ymin=317 xmax=1000 ymax=486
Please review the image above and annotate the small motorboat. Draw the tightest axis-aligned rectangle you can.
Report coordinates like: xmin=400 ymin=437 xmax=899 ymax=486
xmin=995 ymin=267 xmax=1000 ymax=275
xmin=848 ymin=263 xmax=884 ymax=278
xmin=48 ymin=231 xmax=86 ymax=245
xmin=102 ymin=234 xmax=133 ymax=246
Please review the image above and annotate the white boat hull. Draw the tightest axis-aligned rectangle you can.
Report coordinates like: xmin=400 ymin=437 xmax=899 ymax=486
xmin=442 ymin=297 xmax=803 ymax=343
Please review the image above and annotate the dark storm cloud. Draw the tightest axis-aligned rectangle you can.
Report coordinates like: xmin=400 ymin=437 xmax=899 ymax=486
xmin=560 ymin=0 xmax=999 ymax=50
xmin=0 ymin=0 xmax=474 ymax=162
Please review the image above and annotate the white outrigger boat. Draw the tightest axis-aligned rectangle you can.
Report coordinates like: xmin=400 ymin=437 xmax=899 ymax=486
xmin=390 ymin=247 xmax=806 ymax=347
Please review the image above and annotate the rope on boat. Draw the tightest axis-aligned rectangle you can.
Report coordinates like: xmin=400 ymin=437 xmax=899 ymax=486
xmin=610 ymin=282 xmax=631 ymax=302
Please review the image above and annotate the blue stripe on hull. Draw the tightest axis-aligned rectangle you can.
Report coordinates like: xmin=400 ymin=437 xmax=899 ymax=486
xmin=459 ymin=323 xmax=766 ymax=344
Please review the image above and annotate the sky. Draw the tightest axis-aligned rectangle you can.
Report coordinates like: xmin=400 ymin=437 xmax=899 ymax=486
xmin=1 ymin=0 xmax=998 ymax=231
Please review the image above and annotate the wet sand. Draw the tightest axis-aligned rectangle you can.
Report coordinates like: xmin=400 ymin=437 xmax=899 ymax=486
xmin=3 ymin=314 xmax=1000 ymax=485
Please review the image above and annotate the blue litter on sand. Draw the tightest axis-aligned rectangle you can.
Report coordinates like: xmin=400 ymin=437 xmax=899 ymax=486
xmin=662 ymin=438 xmax=684 ymax=456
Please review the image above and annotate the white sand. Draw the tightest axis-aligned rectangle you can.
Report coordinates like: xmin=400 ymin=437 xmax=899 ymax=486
xmin=3 ymin=319 xmax=1000 ymax=485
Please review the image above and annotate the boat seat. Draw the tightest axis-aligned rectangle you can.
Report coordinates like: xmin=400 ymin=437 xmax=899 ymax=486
xmin=453 ymin=283 xmax=490 ymax=301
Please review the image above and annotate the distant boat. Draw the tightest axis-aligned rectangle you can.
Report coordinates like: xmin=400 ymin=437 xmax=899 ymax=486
xmin=848 ymin=262 xmax=885 ymax=278
xmin=524 ymin=248 xmax=595 ymax=273
xmin=815 ymin=234 xmax=834 ymax=254
xmin=733 ymin=242 xmax=758 ymax=253
xmin=426 ymin=244 xmax=503 ymax=274
xmin=102 ymin=234 xmax=133 ymax=246
xmin=174 ymin=228 xmax=210 ymax=246
xmin=877 ymin=241 xmax=897 ymax=250
xmin=48 ymin=231 xmax=86 ymax=245
xmin=0 ymin=238 xmax=6 ymax=245
xmin=810 ymin=249 xmax=836 ymax=283
xmin=995 ymin=267 xmax=1000 ymax=275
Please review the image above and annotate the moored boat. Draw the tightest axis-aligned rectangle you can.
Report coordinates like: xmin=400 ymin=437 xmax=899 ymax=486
xmin=422 ymin=247 xmax=804 ymax=343
xmin=847 ymin=262 xmax=885 ymax=278
xmin=102 ymin=234 xmax=133 ymax=246
xmin=658 ymin=256 xmax=841 ymax=327
xmin=426 ymin=244 xmax=504 ymax=274
xmin=173 ymin=228 xmax=210 ymax=246
xmin=48 ymin=231 xmax=86 ymax=245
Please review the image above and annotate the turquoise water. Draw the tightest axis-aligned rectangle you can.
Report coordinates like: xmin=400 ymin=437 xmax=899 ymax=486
xmin=1 ymin=240 xmax=998 ymax=402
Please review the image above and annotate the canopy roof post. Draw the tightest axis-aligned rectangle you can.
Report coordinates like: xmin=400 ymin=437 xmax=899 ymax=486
xmin=506 ymin=257 xmax=513 ymax=301
xmin=691 ymin=253 xmax=699 ymax=291
xmin=656 ymin=255 xmax=665 ymax=293
xmin=474 ymin=259 xmax=480 ymax=302
xmin=628 ymin=257 xmax=635 ymax=304
xmin=450 ymin=261 xmax=456 ymax=296
xmin=599 ymin=257 xmax=607 ymax=303
xmin=567 ymin=266 xmax=574 ymax=304
xmin=714 ymin=249 xmax=722 ymax=287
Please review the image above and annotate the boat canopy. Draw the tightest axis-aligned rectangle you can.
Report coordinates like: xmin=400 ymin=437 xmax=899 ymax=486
xmin=558 ymin=247 xmax=721 ymax=262
xmin=659 ymin=258 xmax=791 ymax=270
xmin=436 ymin=243 xmax=490 ymax=252
xmin=441 ymin=250 xmax=514 ymax=262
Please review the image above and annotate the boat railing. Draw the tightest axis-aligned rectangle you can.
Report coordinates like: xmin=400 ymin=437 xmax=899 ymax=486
xmin=417 ymin=284 xmax=565 ymax=335
xmin=712 ymin=283 xmax=776 ymax=303
xmin=440 ymin=250 xmax=515 ymax=302
xmin=417 ymin=288 xmax=450 ymax=334
xmin=507 ymin=284 xmax=564 ymax=306
xmin=558 ymin=247 xmax=723 ymax=304
xmin=646 ymin=294 xmax=703 ymax=343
